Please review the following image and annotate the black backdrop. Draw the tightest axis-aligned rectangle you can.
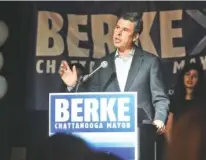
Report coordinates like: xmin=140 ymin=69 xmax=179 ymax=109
xmin=29 ymin=1 xmax=206 ymax=110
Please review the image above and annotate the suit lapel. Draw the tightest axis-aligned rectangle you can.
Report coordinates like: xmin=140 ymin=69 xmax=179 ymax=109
xmin=104 ymin=52 xmax=121 ymax=92
xmin=124 ymin=47 xmax=144 ymax=91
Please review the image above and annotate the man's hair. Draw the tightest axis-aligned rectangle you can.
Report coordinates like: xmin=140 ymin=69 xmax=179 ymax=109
xmin=118 ymin=12 xmax=143 ymax=34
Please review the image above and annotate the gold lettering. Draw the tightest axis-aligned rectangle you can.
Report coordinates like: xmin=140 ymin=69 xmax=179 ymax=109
xmin=36 ymin=60 xmax=44 ymax=73
xmin=173 ymin=60 xmax=185 ymax=73
xmin=139 ymin=12 xmax=157 ymax=56
xmin=200 ymin=56 xmax=206 ymax=70
xmin=160 ymin=10 xmax=185 ymax=58
xmin=67 ymin=15 xmax=89 ymax=57
xmin=36 ymin=11 xmax=64 ymax=56
xmin=46 ymin=60 xmax=56 ymax=73
xmin=91 ymin=14 xmax=117 ymax=58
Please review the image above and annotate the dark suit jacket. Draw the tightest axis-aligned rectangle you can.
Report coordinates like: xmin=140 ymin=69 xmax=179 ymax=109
xmin=76 ymin=46 xmax=170 ymax=123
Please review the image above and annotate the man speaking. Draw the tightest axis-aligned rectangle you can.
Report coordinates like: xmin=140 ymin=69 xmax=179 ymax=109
xmin=59 ymin=12 xmax=169 ymax=160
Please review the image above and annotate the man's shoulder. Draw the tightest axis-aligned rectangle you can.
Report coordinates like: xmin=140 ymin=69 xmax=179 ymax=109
xmin=135 ymin=46 xmax=159 ymax=60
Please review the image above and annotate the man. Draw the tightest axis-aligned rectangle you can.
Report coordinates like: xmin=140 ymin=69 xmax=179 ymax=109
xmin=59 ymin=12 xmax=169 ymax=160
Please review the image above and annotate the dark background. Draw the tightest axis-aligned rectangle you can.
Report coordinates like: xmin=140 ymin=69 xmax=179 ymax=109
xmin=0 ymin=2 xmax=33 ymax=159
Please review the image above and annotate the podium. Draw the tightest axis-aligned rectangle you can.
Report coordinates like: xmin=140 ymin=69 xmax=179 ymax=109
xmin=49 ymin=92 xmax=157 ymax=160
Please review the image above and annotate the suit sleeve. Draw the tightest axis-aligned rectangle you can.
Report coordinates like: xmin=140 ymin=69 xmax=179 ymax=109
xmin=150 ymin=57 xmax=170 ymax=123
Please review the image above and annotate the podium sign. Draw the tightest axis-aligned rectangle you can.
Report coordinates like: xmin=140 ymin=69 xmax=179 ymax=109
xmin=49 ymin=92 xmax=138 ymax=160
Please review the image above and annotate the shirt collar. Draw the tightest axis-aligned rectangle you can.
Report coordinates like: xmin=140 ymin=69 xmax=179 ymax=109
xmin=115 ymin=47 xmax=135 ymax=58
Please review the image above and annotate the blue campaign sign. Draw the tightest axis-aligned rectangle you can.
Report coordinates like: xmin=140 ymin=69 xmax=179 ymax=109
xmin=49 ymin=92 xmax=138 ymax=160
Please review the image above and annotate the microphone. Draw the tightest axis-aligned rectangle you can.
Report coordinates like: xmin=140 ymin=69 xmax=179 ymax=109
xmin=102 ymin=72 xmax=116 ymax=91
xmin=81 ymin=61 xmax=108 ymax=82
xmin=75 ymin=61 xmax=108 ymax=92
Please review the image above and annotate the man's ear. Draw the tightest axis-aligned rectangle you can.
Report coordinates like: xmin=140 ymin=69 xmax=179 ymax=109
xmin=133 ymin=33 xmax=139 ymax=42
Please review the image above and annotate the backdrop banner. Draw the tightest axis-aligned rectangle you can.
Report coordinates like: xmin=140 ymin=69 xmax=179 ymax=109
xmin=28 ymin=2 xmax=206 ymax=110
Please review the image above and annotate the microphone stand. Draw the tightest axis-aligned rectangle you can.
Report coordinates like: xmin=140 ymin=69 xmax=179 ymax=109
xmin=75 ymin=61 xmax=108 ymax=92
xmin=75 ymin=76 xmax=83 ymax=93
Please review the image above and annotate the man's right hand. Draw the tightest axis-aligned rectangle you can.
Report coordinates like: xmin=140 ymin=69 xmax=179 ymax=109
xmin=59 ymin=60 xmax=78 ymax=87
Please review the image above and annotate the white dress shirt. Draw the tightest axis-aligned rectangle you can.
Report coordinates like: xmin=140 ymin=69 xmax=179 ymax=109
xmin=114 ymin=48 xmax=135 ymax=92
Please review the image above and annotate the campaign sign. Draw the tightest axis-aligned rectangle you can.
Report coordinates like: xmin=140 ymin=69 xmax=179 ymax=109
xmin=49 ymin=92 xmax=138 ymax=160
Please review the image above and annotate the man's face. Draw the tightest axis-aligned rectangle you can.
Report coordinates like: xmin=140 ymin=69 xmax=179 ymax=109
xmin=113 ymin=18 xmax=138 ymax=51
